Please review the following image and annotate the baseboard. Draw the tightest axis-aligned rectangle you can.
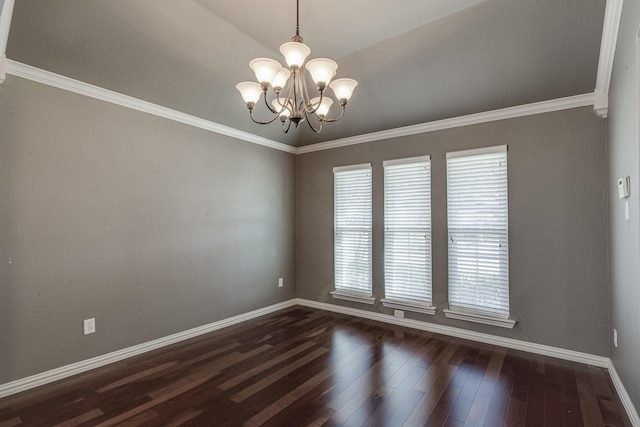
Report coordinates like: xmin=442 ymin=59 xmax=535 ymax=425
xmin=608 ymin=361 xmax=640 ymax=426
xmin=295 ymin=298 xmax=609 ymax=368
xmin=295 ymin=299 xmax=640 ymax=423
xmin=3 ymin=298 xmax=638 ymax=426
xmin=0 ymin=299 xmax=297 ymax=399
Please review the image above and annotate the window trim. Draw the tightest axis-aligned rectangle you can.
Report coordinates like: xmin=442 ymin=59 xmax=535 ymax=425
xmin=443 ymin=308 xmax=515 ymax=328
xmin=382 ymin=155 xmax=435 ymax=315
xmin=332 ymin=163 xmax=373 ymax=304
xmin=381 ymin=299 xmax=436 ymax=315
xmin=331 ymin=290 xmax=376 ymax=305
xmin=382 ymin=155 xmax=431 ymax=168
xmin=445 ymin=145 xmax=515 ymax=328
xmin=445 ymin=145 xmax=509 ymax=159
xmin=333 ymin=163 xmax=373 ymax=173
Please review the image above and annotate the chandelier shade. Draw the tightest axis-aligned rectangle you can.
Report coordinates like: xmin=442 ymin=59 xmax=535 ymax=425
xmin=236 ymin=0 xmax=357 ymax=133
xmin=329 ymin=78 xmax=358 ymax=101
xmin=272 ymin=68 xmax=291 ymax=90
xmin=279 ymin=42 xmax=311 ymax=68
xmin=249 ymin=58 xmax=282 ymax=86
xmin=305 ymin=58 xmax=338 ymax=85
xmin=310 ymin=97 xmax=334 ymax=117
xmin=236 ymin=82 xmax=262 ymax=104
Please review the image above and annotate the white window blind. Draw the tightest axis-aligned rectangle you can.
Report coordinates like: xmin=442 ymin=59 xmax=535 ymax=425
xmin=382 ymin=157 xmax=433 ymax=310
xmin=333 ymin=164 xmax=373 ymax=300
xmin=446 ymin=146 xmax=509 ymax=319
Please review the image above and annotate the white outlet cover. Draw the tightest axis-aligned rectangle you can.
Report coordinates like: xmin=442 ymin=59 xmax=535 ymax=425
xmin=84 ymin=318 xmax=96 ymax=335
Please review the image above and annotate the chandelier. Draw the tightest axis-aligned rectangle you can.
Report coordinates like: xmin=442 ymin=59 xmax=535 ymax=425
xmin=236 ymin=0 xmax=357 ymax=133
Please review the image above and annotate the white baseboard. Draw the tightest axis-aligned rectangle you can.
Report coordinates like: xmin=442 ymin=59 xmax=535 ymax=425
xmin=295 ymin=298 xmax=609 ymax=367
xmin=2 ymin=298 xmax=638 ymax=426
xmin=0 ymin=299 xmax=296 ymax=399
xmin=608 ymin=361 xmax=640 ymax=426
xmin=296 ymin=298 xmax=640 ymax=424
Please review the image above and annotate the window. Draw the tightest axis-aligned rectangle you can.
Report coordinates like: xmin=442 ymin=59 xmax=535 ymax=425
xmin=332 ymin=164 xmax=374 ymax=304
xmin=444 ymin=145 xmax=514 ymax=328
xmin=381 ymin=156 xmax=435 ymax=314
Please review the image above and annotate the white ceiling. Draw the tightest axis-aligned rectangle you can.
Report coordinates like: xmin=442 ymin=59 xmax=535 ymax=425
xmin=6 ymin=0 xmax=607 ymax=146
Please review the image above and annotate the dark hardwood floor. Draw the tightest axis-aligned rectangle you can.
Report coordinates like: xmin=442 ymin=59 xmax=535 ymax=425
xmin=0 ymin=307 xmax=632 ymax=426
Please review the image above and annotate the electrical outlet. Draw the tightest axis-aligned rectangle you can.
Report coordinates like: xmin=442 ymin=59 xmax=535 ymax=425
xmin=394 ymin=309 xmax=404 ymax=318
xmin=613 ymin=328 xmax=618 ymax=348
xmin=278 ymin=278 xmax=283 ymax=288
xmin=84 ymin=318 xmax=96 ymax=335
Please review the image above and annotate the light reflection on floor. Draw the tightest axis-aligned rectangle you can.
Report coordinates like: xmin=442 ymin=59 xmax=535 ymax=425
xmin=306 ymin=318 xmax=511 ymax=426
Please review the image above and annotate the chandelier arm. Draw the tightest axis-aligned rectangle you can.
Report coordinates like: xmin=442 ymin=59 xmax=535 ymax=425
xmin=301 ymin=67 xmax=312 ymax=111
xmin=285 ymin=73 xmax=295 ymax=101
xmin=262 ymin=89 xmax=280 ymax=114
xmin=287 ymin=69 xmax=298 ymax=118
xmin=293 ymin=68 xmax=304 ymax=117
xmin=274 ymin=94 xmax=290 ymax=114
xmin=281 ymin=118 xmax=292 ymax=133
xmin=249 ymin=107 xmax=282 ymax=125
xmin=318 ymin=104 xmax=346 ymax=123
xmin=306 ymin=92 xmax=323 ymax=115
xmin=283 ymin=73 xmax=295 ymax=112
xmin=300 ymin=68 xmax=322 ymax=115
xmin=304 ymin=111 xmax=323 ymax=133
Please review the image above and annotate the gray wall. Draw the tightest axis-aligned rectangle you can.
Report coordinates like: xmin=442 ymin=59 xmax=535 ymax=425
xmin=297 ymin=107 xmax=609 ymax=356
xmin=0 ymin=76 xmax=296 ymax=383
xmin=608 ymin=0 xmax=640 ymax=408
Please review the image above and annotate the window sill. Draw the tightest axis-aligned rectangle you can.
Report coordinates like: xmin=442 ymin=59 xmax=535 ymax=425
xmin=330 ymin=291 xmax=376 ymax=305
xmin=381 ymin=299 xmax=436 ymax=315
xmin=443 ymin=308 xmax=516 ymax=329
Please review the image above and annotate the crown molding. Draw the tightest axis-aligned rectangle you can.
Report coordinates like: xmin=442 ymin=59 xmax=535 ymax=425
xmin=593 ymin=0 xmax=624 ymax=118
xmin=0 ymin=55 xmax=5 ymax=83
xmin=594 ymin=90 xmax=609 ymax=119
xmin=296 ymin=93 xmax=596 ymax=154
xmin=0 ymin=0 xmax=16 ymax=83
xmin=5 ymin=60 xmax=599 ymax=156
xmin=596 ymin=0 xmax=624 ymax=93
xmin=5 ymin=60 xmax=296 ymax=154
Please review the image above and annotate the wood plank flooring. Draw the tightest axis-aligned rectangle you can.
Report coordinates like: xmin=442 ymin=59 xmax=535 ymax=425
xmin=0 ymin=307 xmax=632 ymax=426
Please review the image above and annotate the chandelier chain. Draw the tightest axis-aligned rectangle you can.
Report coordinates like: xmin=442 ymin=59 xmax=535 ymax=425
xmin=296 ymin=0 xmax=300 ymax=38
